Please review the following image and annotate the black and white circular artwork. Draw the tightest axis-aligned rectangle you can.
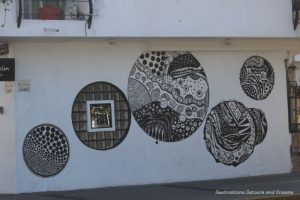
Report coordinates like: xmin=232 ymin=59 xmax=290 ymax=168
xmin=204 ymin=100 xmax=267 ymax=167
xmin=240 ymin=56 xmax=275 ymax=100
xmin=72 ymin=82 xmax=131 ymax=150
xmin=128 ymin=51 xmax=209 ymax=142
xmin=23 ymin=124 xmax=69 ymax=177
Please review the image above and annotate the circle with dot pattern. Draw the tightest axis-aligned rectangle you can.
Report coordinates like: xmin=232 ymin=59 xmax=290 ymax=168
xmin=128 ymin=51 xmax=209 ymax=142
xmin=23 ymin=124 xmax=69 ymax=177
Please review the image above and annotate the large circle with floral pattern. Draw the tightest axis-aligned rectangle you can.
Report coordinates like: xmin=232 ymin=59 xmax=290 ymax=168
xmin=23 ymin=124 xmax=69 ymax=177
xmin=128 ymin=51 xmax=209 ymax=142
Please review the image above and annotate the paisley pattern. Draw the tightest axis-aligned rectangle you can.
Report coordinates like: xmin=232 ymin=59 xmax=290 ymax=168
xmin=128 ymin=51 xmax=209 ymax=142
xmin=204 ymin=100 xmax=267 ymax=166
xmin=240 ymin=56 xmax=275 ymax=100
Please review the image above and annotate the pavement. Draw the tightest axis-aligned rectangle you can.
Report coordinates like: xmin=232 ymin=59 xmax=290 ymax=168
xmin=0 ymin=172 xmax=300 ymax=200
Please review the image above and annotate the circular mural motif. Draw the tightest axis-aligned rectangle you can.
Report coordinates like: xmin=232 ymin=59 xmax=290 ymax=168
xmin=240 ymin=56 xmax=275 ymax=100
xmin=128 ymin=51 xmax=209 ymax=142
xmin=72 ymin=82 xmax=131 ymax=150
xmin=23 ymin=124 xmax=69 ymax=177
xmin=204 ymin=100 xmax=268 ymax=166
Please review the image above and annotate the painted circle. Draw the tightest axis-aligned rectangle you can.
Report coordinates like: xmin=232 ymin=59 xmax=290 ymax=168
xmin=240 ymin=56 xmax=275 ymax=100
xmin=71 ymin=82 xmax=131 ymax=150
xmin=23 ymin=124 xmax=69 ymax=177
xmin=128 ymin=51 xmax=209 ymax=142
xmin=204 ymin=100 xmax=267 ymax=166
xmin=247 ymin=108 xmax=268 ymax=145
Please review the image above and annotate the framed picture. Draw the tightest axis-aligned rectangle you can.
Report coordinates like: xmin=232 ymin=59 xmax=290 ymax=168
xmin=86 ymin=100 xmax=116 ymax=132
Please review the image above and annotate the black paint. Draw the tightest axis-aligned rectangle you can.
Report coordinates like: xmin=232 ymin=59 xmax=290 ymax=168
xmin=23 ymin=124 xmax=69 ymax=177
xmin=204 ymin=100 xmax=268 ymax=166
xmin=128 ymin=51 xmax=209 ymax=142
xmin=240 ymin=56 xmax=274 ymax=100
xmin=0 ymin=58 xmax=15 ymax=81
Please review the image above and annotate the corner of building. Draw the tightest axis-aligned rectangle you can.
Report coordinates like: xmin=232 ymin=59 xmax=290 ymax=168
xmin=0 ymin=56 xmax=17 ymax=193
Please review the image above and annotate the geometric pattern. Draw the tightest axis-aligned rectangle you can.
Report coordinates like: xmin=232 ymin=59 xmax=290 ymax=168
xmin=204 ymin=100 xmax=268 ymax=166
xmin=72 ymin=82 xmax=131 ymax=150
xmin=128 ymin=51 xmax=209 ymax=142
xmin=23 ymin=124 xmax=69 ymax=177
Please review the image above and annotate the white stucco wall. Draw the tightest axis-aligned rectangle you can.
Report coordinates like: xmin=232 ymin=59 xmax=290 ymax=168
xmin=7 ymin=40 xmax=291 ymax=193
xmin=0 ymin=79 xmax=16 ymax=193
xmin=0 ymin=0 xmax=298 ymax=38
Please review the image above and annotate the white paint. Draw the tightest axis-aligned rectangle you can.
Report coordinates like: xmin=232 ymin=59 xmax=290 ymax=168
xmin=0 ymin=0 xmax=297 ymax=193
xmin=0 ymin=0 xmax=298 ymax=38
xmin=0 ymin=79 xmax=16 ymax=193
xmin=2 ymin=40 xmax=289 ymax=193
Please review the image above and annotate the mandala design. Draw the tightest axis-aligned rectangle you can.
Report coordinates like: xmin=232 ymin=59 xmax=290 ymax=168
xmin=204 ymin=100 xmax=267 ymax=166
xmin=23 ymin=124 xmax=69 ymax=177
xmin=128 ymin=51 xmax=209 ymax=142
xmin=240 ymin=56 xmax=275 ymax=100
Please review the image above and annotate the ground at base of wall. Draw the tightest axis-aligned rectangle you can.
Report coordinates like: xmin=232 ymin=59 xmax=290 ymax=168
xmin=0 ymin=172 xmax=299 ymax=200
xmin=252 ymin=195 xmax=300 ymax=200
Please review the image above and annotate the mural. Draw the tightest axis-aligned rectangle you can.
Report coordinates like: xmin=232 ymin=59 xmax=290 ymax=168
xmin=128 ymin=51 xmax=209 ymax=142
xmin=240 ymin=56 xmax=275 ymax=100
xmin=23 ymin=124 xmax=69 ymax=177
xmin=72 ymin=82 xmax=131 ymax=150
xmin=204 ymin=100 xmax=267 ymax=166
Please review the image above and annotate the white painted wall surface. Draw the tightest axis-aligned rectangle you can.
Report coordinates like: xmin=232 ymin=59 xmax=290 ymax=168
xmin=0 ymin=79 xmax=16 ymax=193
xmin=0 ymin=0 xmax=298 ymax=38
xmin=10 ymin=40 xmax=291 ymax=193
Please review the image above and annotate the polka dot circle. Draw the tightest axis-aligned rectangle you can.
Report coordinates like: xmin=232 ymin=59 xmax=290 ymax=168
xmin=23 ymin=124 xmax=69 ymax=177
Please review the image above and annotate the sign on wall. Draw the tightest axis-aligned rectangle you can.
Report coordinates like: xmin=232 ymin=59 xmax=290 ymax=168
xmin=0 ymin=43 xmax=9 ymax=55
xmin=0 ymin=58 xmax=15 ymax=81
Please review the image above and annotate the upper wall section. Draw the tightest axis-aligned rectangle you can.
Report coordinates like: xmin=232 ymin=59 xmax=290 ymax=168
xmin=0 ymin=0 xmax=299 ymax=38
